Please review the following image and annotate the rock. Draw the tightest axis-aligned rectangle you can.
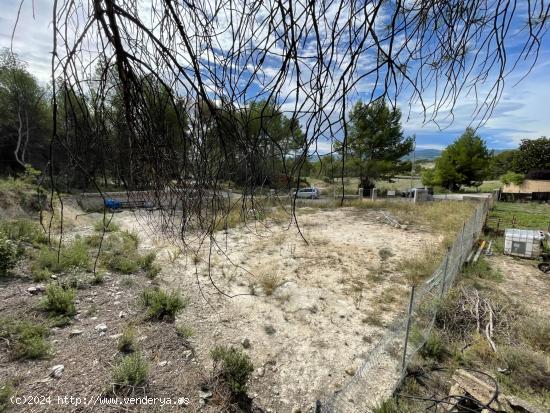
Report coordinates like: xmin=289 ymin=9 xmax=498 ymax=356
xmin=109 ymin=333 xmax=123 ymax=340
xmin=27 ymin=286 xmax=37 ymax=294
xmin=118 ymin=311 xmax=126 ymax=318
xmin=94 ymin=323 xmax=107 ymax=332
xmin=50 ymin=365 xmax=64 ymax=379
xmin=241 ymin=338 xmax=251 ymax=349
xmin=345 ymin=367 xmax=355 ymax=376
xmin=50 ymin=275 xmax=57 ymax=280
xmin=157 ymin=361 xmax=168 ymax=367
xmin=198 ymin=390 xmax=212 ymax=400
xmin=506 ymin=396 xmax=546 ymax=413
xmin=183 ymin=350 xmax=193 ymax=360
xmin=257 ymin=367 xmax=265 ymax=377
xmin=69 ymin=329 xmax=83 ymax=337
xmin=113 ymin=301 xmax=121 ymax=306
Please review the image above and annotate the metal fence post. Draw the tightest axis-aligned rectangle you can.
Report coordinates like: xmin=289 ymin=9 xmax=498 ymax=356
xmin=401 ymin=284 xmax=416 ymax=373
xmin=440 ymin=247 xmax=451 ymax=297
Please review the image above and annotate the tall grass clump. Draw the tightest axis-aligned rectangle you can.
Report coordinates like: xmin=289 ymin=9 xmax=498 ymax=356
xmin=34 ymin=238 xmax=91 ymax=273
xmin=94 ymin=218 xmax=119 ymax=233
xmin=0 ymin=219 xmax=47 ymax=245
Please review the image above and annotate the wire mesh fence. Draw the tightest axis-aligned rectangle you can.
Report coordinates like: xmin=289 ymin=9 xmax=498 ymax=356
xmin=318 ymin=196 xmax=494 ymax=413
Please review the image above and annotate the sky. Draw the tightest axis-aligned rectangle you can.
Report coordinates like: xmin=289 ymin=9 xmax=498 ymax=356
xmin=1 ymin=0 xmax=549 ymax=153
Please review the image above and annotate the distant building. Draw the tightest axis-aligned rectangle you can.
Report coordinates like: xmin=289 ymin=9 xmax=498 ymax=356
xmin=502 ymin=169 xmax=550 ymax=201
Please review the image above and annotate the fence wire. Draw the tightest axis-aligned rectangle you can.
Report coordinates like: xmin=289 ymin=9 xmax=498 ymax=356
xmin=318 ymin=197 xmax=494 ymax=413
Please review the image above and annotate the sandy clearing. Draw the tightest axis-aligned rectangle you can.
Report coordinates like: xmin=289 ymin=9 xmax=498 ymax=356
xmin=109 ymin=207 xmax=442 ymax=412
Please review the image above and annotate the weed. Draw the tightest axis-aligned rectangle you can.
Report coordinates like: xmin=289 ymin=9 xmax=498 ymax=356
xmin=175 ymin=324 xmax=194 ymax=339
xmin=519 ymin=317 xmax=550 ymax=352
xmin=34 ymin=239 xmax=91 ymax=273
xmin=0 ymin=219 xmax=47 ymax=245
xmin=0 ymin=232 xmax=17 ymax=276
xmin=94 ymin=218 xmax=119 ymax=233
xmin=211 ymin=345 xmax=253 ymax=395
xmin=42 ymin=283 xmax=76 ymax=316
xmin=258 ymin=273 xmax=281 ymax=296
xmin=0 ymin=318 xmax=50 ymax=360
xmin=113 ymin=353 xmax=149 ymax=387
xmin=138 ymin=252 xmax=160 ymax=278
xmin=419 ymin=333 xmax=447 ymax=361
xmin=397 ymin=246 xmax=441 ymax=285
xmin=91 ymin=271 xmax=105 ymax=285
xmin=463 ymin=257 xmax=503 ymax=282
xmin=32 ymin=268 xmax=52 ymax=282
xmin=378 ymin=247 xmax=394 ymax=261
xmin=498 ymin=346 xmax=550 ymax=392
xmin=141 ymin=288 xmax=187 ymax=321
xmin=372 ymin=399 xmax=400 ymax=413
xmin=0 ymin=381 xmax=16 ymax=412
xmin=362 ymin=313 xmax=384 ymax=327
xmin=264 ymin=324 xmax=276 ymax=335
xmin=118 ymin=327 xmax=137 ymax=353
xmin=120 ymin=276 xmax=136 ymax=288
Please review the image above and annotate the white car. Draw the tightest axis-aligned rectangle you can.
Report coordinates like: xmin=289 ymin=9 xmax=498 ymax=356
xmin=293 ymin=187 xmax=320 ymax=199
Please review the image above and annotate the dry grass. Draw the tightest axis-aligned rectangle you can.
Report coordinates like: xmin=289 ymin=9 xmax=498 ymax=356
xmin=258 ymin=272 xmax=281 ymax=296
xmin=396 ymin=244 xmax=444 ymax=285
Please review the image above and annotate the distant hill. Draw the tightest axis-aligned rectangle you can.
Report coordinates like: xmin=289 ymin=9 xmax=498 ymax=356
xmin=402 ymin=148 xmax=442 ymax=161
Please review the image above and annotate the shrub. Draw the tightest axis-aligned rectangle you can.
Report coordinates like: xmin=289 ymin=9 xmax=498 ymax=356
xmin=519 ymin=318 xmax=550 ymax=352
xmin=99 ymin=231 xmax=143 ymax=274
xmin=138 ymin=252 xmax=160 ymax=278
xmin=0 ymin=233 xmax=17 ymax=276
xmin=113 ymin=353 xmax=149 ymax=386
xmin=211 ymin=346 xmax=253 ymax=395
xmin=500 ymin=171 xmax=525 ymax=185
xmin=141 ymin=289 xmax=187 ymax=321
xmin=0 ymin=219 xmax=47 ymax=245
xmin=0 ymin=318 xmax=50 ymax=360
xmin=42 ymin=283 xmax=76 ymax=316
xmin=118 ymin=327 xmax=137 ymax=353
xmin=91 ymin=271 xmax=105 ymax=285
xmin=94 ymin=219 xmax=119 ymax=233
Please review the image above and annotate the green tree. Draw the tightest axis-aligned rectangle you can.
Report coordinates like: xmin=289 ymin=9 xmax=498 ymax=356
xmin=486 ymin=150 xmax=517 ymax=179
xmin=427 ymin=128 xmax=489 ymax=191
xmin=512 ymin=137 xmax=550 ymax=173
xmin=342 ymin=100 xmax=413 ymax=185
xmin=0 ymin=49 xmax=50 ymax=174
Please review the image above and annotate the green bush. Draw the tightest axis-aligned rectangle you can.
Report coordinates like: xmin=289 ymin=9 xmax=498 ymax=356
xmin=118 ymin=327 xmax=137 ymax=353
xmin=113 ymin=353 xmax=149 ymax=386
xmin=500 ymin=171 xmax=525 ymax=185
xmin=0 ymin=219 xmax=47 ymax=245
xmin=0 ymin=232 xmax=17 ymax=276
xmin=100 ymin=231 xmax=141 ymax=274
xmin=211 ymin=345 xmax=253 ymax=395
xmin=0 ymin=318 xmax=50 ymax=360
xmin=372 ymin=399 xmax=400 ymax=413
xmin=141 ymin=288 xmax=187 ymax=321
xmin=42 ymin=283 xmax=76 ymax=316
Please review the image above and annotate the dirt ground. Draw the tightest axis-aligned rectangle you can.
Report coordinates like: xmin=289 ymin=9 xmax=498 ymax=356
xmin=114 ymin=206 xmax=443 ymax=412
xmin=487 ymin=254 xmax=550 ymax=318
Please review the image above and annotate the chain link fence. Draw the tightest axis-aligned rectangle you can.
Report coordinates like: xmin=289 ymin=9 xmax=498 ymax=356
xmin=318 ymin=196 xmax=494 ymax=413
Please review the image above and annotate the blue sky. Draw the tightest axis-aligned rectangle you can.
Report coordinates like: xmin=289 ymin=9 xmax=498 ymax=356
xmin=1 ymin=0 xmax=549 ymax=153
